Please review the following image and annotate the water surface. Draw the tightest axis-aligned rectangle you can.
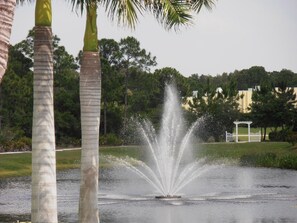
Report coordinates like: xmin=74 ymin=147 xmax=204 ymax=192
xmin=1 ymin=166 xmax=297 ymax=223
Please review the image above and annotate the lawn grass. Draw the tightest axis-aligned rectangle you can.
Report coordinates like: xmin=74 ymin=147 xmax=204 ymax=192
xmin=0 ymin=142 xmax=297 ymax=178
xmin=197 ymin=142 xmax=292 ymax=159
xmin=0 ymin=152 xmax=32 ymax=178
xmin=0 ymin=146 xmax=142 ymax=178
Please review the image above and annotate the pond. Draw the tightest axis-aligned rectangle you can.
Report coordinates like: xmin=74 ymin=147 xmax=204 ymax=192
xmin=1 ymin=166 xmax=297 ymax=223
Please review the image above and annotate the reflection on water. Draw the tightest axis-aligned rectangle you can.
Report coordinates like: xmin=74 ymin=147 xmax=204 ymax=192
xmin=1 ymin=167 xmax=297 ymax=223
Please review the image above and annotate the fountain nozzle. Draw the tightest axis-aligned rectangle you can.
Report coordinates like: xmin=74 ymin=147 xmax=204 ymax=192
xmin=155 ymin=195 xmax=182 ymax=199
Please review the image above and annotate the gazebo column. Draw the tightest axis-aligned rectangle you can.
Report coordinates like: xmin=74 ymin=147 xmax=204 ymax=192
xmin=248 ymin=123 xmax=251 ymax=142
xmin=235 ymin=123 xmax=238 ymax=143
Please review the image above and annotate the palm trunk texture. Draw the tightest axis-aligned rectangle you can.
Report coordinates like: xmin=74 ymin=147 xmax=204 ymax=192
xmin=0 ymin=0 xmax=16 ymax=83
xmin=31 ymin=26 xmax=58 ymax=223
xmin=79 ymin=51 xmax=101 ymax=223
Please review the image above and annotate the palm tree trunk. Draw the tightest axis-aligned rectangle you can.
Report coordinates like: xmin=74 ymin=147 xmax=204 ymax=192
xmin=0 ymin=0 xmax=16 ymax=82
xmin=79 ymin=51 xmax=101 ymax=223
xmin=79 ymin=3 xmax=101 ymax=222
xmin=104 ymin=97 xmax=107 ymax=135
xmin=31 ymin=25 xmax=58 ymax=223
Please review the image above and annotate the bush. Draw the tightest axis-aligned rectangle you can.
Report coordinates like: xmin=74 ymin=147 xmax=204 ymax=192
xmin=57 ymin=137 xmax=81 ymax=148
xmin=286 ymin=131 xmax=297 ymax=146
xmin=269 ymin=129 xmax=289 ymax=142
xmin=100 ymin=134 xmax=123 ymax=146
xmin=0 ymin=137 xmax=31 ymax=152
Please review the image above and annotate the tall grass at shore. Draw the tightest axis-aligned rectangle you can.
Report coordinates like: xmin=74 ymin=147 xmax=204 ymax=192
xmin=198 ymin=142 xmax=297 ymax=169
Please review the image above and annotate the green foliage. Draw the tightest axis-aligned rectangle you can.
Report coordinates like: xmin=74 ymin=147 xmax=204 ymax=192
xmin=1 ymin=30 xmax=80 ymax=150
xmin=2 ymin=31 xmax=297 ymax=148
xmin=0 ymin=135 xmax=31 ymax=152
xmin=154 ymin=67 xmax=190 ymax=97
xmin=189 ymin=81 xmax=240 ymax=142
xmin=287 ymin=131 xmax=297 ymax=146
xmin=0 ymin=45 xmax=33 ymax=137
xmin=270 ymin=69 xmax=297 ymax=87
xmin=54 ymin=69 xmax=80 ymax=142
xmin=269 ymin=129 xmax=290 ymax=142
xmin=250 ymin=81 xmax=297 ymax=141
xmin=99 ymin=133 xmax=123 ymax=146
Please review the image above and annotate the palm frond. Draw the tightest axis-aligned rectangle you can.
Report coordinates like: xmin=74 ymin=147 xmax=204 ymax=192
xmin=100 ymin=0 xmax=144 ymax=29
xmin=144 ymin=0 xmax=193 ymax=30
xmin=67 ymin=0 xmax=94 ymax=14
xmin=16 ymin=0 xmax=33 ymax=4
xmin=188 ymin=0 xmax=215 ymax=12
xmin=68 ymin=0 xmax=216 ymax=30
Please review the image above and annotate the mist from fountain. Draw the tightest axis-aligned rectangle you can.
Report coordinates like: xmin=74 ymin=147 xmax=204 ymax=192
xmin=105 ymin=84 xmax=211 ymax=197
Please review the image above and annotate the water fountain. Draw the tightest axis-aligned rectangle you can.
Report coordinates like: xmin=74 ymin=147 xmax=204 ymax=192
xmin=105 ymin=84 xmax=210 ymax=198
xmin=2 ymin=85 xmax=297 ymax=222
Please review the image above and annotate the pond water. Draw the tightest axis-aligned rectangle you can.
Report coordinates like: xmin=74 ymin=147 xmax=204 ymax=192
xmin=1 ymin=166 xmax=297 ymax=223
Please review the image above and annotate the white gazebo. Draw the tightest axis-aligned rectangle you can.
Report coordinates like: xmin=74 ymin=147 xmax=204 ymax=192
xmin=226 ymin=121 xmax=261 ymax=143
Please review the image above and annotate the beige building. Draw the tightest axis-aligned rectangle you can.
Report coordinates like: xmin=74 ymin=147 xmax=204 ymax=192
xmin=237 ymin=88 xmax=254 ymax=113
xmin=238 ymin=87 xmax=297 ymax=113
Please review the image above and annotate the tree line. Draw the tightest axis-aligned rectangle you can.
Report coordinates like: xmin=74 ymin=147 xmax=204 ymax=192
xmin=1 ymin=32 xmax=297 ymax=150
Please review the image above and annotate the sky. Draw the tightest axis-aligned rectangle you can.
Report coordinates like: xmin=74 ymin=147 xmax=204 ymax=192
xmin=10 ymin=0 xmax=297 ymax=77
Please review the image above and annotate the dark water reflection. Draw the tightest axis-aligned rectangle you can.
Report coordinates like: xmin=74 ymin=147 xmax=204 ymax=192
xmin=1 ymin=166 xmax=297 ymax=223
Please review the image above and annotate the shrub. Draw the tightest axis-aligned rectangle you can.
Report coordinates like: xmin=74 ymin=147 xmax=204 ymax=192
xmin=269 ymin=129 xmax=289 ymax=142
xmin=286 ymin=131 xmax=297 ymax=146
xmin=100 ymin=134 xmax=123 ymax=146
xmin=57 ymin=137 xmax=81 ymax=148
xmin=0 ymin=137 xmax=31 ymax=152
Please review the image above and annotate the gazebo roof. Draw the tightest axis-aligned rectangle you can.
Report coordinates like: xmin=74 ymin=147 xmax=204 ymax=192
xmin=234 ymin=121 xmax=252 ymax=125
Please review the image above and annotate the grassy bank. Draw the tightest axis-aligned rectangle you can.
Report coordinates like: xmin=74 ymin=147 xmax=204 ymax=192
xmin=198 ymin=142 xmax=297 ymax=169
xmin=0 ymin=146 xmax=141 ymax=178
xmin=0 ymin=143 xmax=297 ymax=178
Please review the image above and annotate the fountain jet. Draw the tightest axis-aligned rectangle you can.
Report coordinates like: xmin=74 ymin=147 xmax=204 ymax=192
xmin=105 ymin=84 xmax=210 ymax=198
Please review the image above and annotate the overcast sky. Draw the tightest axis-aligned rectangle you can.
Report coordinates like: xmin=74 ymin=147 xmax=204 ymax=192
xmin=10 ymin=0 xmax=297 ymax=77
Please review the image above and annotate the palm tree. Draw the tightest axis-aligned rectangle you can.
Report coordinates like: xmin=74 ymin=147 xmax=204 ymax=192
xmin=0 ymin=0 xmax=17 ymax=83
xmin=71 ymin=0 xmax=215 ymax=222
xmin=78 ymin=2 xmax=101 ymax=222
xmin=31 ymin=0 xmax=58 ymax=222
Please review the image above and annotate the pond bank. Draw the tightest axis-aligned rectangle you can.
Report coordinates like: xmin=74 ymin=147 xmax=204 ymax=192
xmin=0 ymin=142 xmax=296 ymax=178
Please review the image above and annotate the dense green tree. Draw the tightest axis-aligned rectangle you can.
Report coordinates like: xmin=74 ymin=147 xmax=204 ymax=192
xmin=250 ymin=81 xmax=297 ymax=141
xmin=154 ymin=67 xmax=190 ymax=97
xmin=127 ymin=68 xmax=160 ymax=115
xmin=0 ymin=45 xmax=33 ymax=137
xmin=271 ymin=81 xmax=296 ymax=130
xmin=189 ymin=81 xmax=240 ymax=141
xmin=270 ymin=69 xmax=297 ymax=87
xmin=250 ymin=83 xmax=275 ymax=141
xmin=54 ymin=69 xmax=80 ymax=144
xmin=100 ymin=38 xmax=124 ymax=135
xmin=9 ymin=29 xmax=81 ymax=145
xmin=230 ymin=66 xmax=269 ymax=90
xmin=118 ymin=36 xmax=157 ymax=132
